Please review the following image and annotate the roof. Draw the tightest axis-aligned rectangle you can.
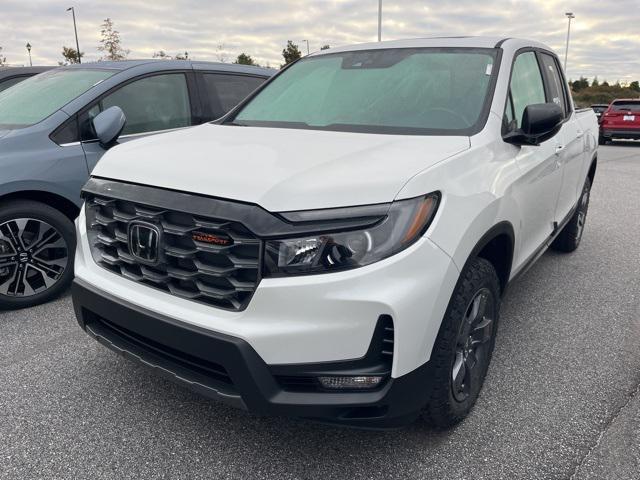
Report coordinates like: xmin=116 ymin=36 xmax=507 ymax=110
xmin=61 ymin=59 xmax=274 ymax=76
xmin=63 ymin=59 xmax=186 ymax=70
xmin=310 ymin=36 xmax=552 ymax=56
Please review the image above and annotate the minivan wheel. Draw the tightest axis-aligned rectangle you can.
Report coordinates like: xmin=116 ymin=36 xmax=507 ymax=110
xmin=0 ymin=200 xmax=76 ymax=310
xmin=550 ymin=177 xmax=591 ymax=253
xmin=422 ymin=257 xmax=500 ymax=428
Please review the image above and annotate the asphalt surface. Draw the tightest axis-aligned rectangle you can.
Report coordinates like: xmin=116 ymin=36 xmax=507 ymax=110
xmin=1 ymin=144 xmax=639 ymax=480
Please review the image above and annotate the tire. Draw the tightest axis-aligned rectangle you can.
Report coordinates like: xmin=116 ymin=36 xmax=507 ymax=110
xmin=0 ymin=200 xmax=76 ymax=310
xmin=422 ymin=257 xmax=501 ymax=428
xmin=550 ymin=177 xmax=591 ymax=253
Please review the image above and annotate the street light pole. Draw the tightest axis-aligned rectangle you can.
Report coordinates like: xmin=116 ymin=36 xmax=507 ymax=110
xmin=378 ymin=0 xmax=382 ymax=41
xmin=67 ymin=6 xmax=81 ymax=64
xmin=564 ymin=12 xmax=575 ymax=73
xmin=25 ymin=43 xmax=32 ymax=66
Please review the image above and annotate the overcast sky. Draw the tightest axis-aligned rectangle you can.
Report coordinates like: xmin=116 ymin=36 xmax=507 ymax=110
xmin=2 ymin=0 xmax=638 ymax=82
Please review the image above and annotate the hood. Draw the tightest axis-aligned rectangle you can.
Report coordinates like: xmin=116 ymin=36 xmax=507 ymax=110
xmin=0 ymin=129 xmax=11 ymax=140
xmin=93 ymin=124 xmax=469 ymax=212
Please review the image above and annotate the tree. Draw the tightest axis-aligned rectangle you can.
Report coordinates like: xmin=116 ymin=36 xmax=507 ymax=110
xmin=320 ymin=44 xmax=331 ymax=50
xmin=61 ymin=46 xmax=83 ymax=64
xmin=591 ymin=76 xmax=599 ymax=88
xmin=0 ymin=46 xmax=6 ymax=66
xmin=215 ymin=44 xmax=227 ymax=63
xmin=630 ymin=81 xmax=640 ymax=92
xmin=153 ymin=51 xmax=188 ymax=60
xmin=601 ymin=80 xmax=609 ymax=87
xmin=153 ymin=50 xmax=171 ymax=60
xmin=571 ymin=76 xmax=589 ymax=92
xmin=98 ymin=18 xmax=129 ymax=61
xmin=234 ymin=53 xmax=256 ymax=65
xmin=281 ymin=40 xmax=302 ymax=67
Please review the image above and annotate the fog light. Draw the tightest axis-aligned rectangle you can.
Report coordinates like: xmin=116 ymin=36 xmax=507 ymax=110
xmin=318 ymin=376 xmax=384 ymax=390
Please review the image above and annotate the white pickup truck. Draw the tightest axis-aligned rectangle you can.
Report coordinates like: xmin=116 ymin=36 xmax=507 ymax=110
xmin=72 ymin=37 xmax=598 ymax=428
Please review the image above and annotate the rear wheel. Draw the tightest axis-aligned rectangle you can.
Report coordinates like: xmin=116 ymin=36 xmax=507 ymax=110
xmin=422 ymin=257 xmax=500 ymax=428
xmin=550 ymin=177 xmax=591 ymax=253
xmin=0 ymin=200 xmax=75 ymax=310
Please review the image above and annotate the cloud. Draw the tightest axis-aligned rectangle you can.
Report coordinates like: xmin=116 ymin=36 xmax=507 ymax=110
xmin=1 ymin=0 xmax=638 ymax=81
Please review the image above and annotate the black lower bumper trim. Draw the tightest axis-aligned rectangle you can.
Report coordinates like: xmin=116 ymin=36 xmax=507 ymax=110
xmin=72 ymin=278 xmax=433 ymax=428
xmin=602 ymin=129 xmax=640 ymax=139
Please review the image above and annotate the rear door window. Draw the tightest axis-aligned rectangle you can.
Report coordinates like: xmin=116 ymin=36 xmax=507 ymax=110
xmin=202 ymin=74 xmax=265 ymax=119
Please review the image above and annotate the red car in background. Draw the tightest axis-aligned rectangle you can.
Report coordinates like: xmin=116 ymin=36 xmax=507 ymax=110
xmin=600 ymin=99 xmax=640 ymax=144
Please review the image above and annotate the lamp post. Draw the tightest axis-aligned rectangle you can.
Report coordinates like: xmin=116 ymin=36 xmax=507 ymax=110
xmin=564 ymin=12 xmax=575 ymax=73
xmin=302 ymin=39 xmax=310 ymax=55
xmin=25 ymin=43 xmax=32 ymax=66
xmin=378 ymin=0 xmax=382 ymax=41
xmin=66 ymin=7 xmax=81 ymax=63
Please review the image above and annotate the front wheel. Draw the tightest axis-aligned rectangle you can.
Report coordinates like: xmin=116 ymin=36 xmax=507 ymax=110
xmin=422 ymin=257 xmax=501 ymax=428
xmin=0 ymin=200 xmax=76 ymax=310
xmin=550 ymin=177 xmax=591 ymax=253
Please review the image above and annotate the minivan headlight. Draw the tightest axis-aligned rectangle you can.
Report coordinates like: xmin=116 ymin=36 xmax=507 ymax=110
xmin=264 ymin=193 xmax=439 ymax=277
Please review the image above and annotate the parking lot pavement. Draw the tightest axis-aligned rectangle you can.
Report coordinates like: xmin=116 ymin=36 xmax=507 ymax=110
xmin=1 ymin=144 xmax=639 ymax=480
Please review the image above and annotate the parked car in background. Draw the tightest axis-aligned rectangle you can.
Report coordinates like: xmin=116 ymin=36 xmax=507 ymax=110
xmin=0 ymin=66 xmax=53 ymax=93
xmin=599 ymin=99 xmax=640 ymax=144
xmin=72 ymin=37 xmax=598 ymax=428
xmin=0 ymin=60 xmax=273 ymax=309
xmin=590 ymin=103 xmax=609 ymax=121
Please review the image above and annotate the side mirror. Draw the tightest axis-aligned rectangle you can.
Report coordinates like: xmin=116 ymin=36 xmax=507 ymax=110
xmin=92 ymin=106 xmax=126 ymax=149
xmin=504 ymin=103 xmax=563 ymax=146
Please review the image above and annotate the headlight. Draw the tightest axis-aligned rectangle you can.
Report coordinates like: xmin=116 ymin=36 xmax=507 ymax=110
xmin=264 ymin=193 xmax=439 ymax=276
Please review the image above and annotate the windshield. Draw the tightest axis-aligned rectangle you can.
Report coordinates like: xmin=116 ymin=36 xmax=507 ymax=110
xmin=234 ymin=48 xmax=497 ymax=135
xmin=0 ymin=68 xmax=114 ymax=129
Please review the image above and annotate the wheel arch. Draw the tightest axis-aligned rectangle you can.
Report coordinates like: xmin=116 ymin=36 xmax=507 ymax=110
xmin=587 ymin=154 xmax=597 ymax=185
xmin=0 ymin=190 xmax=80 ymax=222
xmin=464 ymin=221 xmax=515 ymax=295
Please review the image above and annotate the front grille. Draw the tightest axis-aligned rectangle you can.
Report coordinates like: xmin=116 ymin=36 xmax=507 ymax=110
xmin=85 ymin=194 xmax=261 ymax=311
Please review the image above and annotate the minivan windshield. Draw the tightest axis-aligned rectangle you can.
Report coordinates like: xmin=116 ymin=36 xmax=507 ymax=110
xmin=233 ymin=48 xmax=497 ymax=135
xmin=0 ymin=68 xmax=114 ymax=129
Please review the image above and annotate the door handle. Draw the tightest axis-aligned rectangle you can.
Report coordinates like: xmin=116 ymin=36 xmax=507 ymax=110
xmin=576 ymin=130 xmax=584 ymax=139
xmin=555 ymin=145 xmax=565 ymax=155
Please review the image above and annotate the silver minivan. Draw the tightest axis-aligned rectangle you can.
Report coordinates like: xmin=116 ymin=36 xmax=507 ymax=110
xmin=0 ymin=60 xmax=273 ymax=309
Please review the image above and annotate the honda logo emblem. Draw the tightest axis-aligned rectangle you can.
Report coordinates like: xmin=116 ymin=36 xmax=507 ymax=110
xmin=128 ymin=221 xmax=161 ymax=264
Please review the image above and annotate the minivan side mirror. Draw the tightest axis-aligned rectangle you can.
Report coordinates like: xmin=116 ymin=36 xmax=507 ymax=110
xmin=92 ymin=106 xmax=126 ymax=149
xmin=503 ymin=103 xmax=563 ymax=146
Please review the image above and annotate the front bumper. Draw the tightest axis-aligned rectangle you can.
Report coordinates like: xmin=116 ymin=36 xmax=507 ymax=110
xmin=73 ymin=278 xmax=435 ymax=428
xmin=75 ymin=206 xmax=460 ymax=378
